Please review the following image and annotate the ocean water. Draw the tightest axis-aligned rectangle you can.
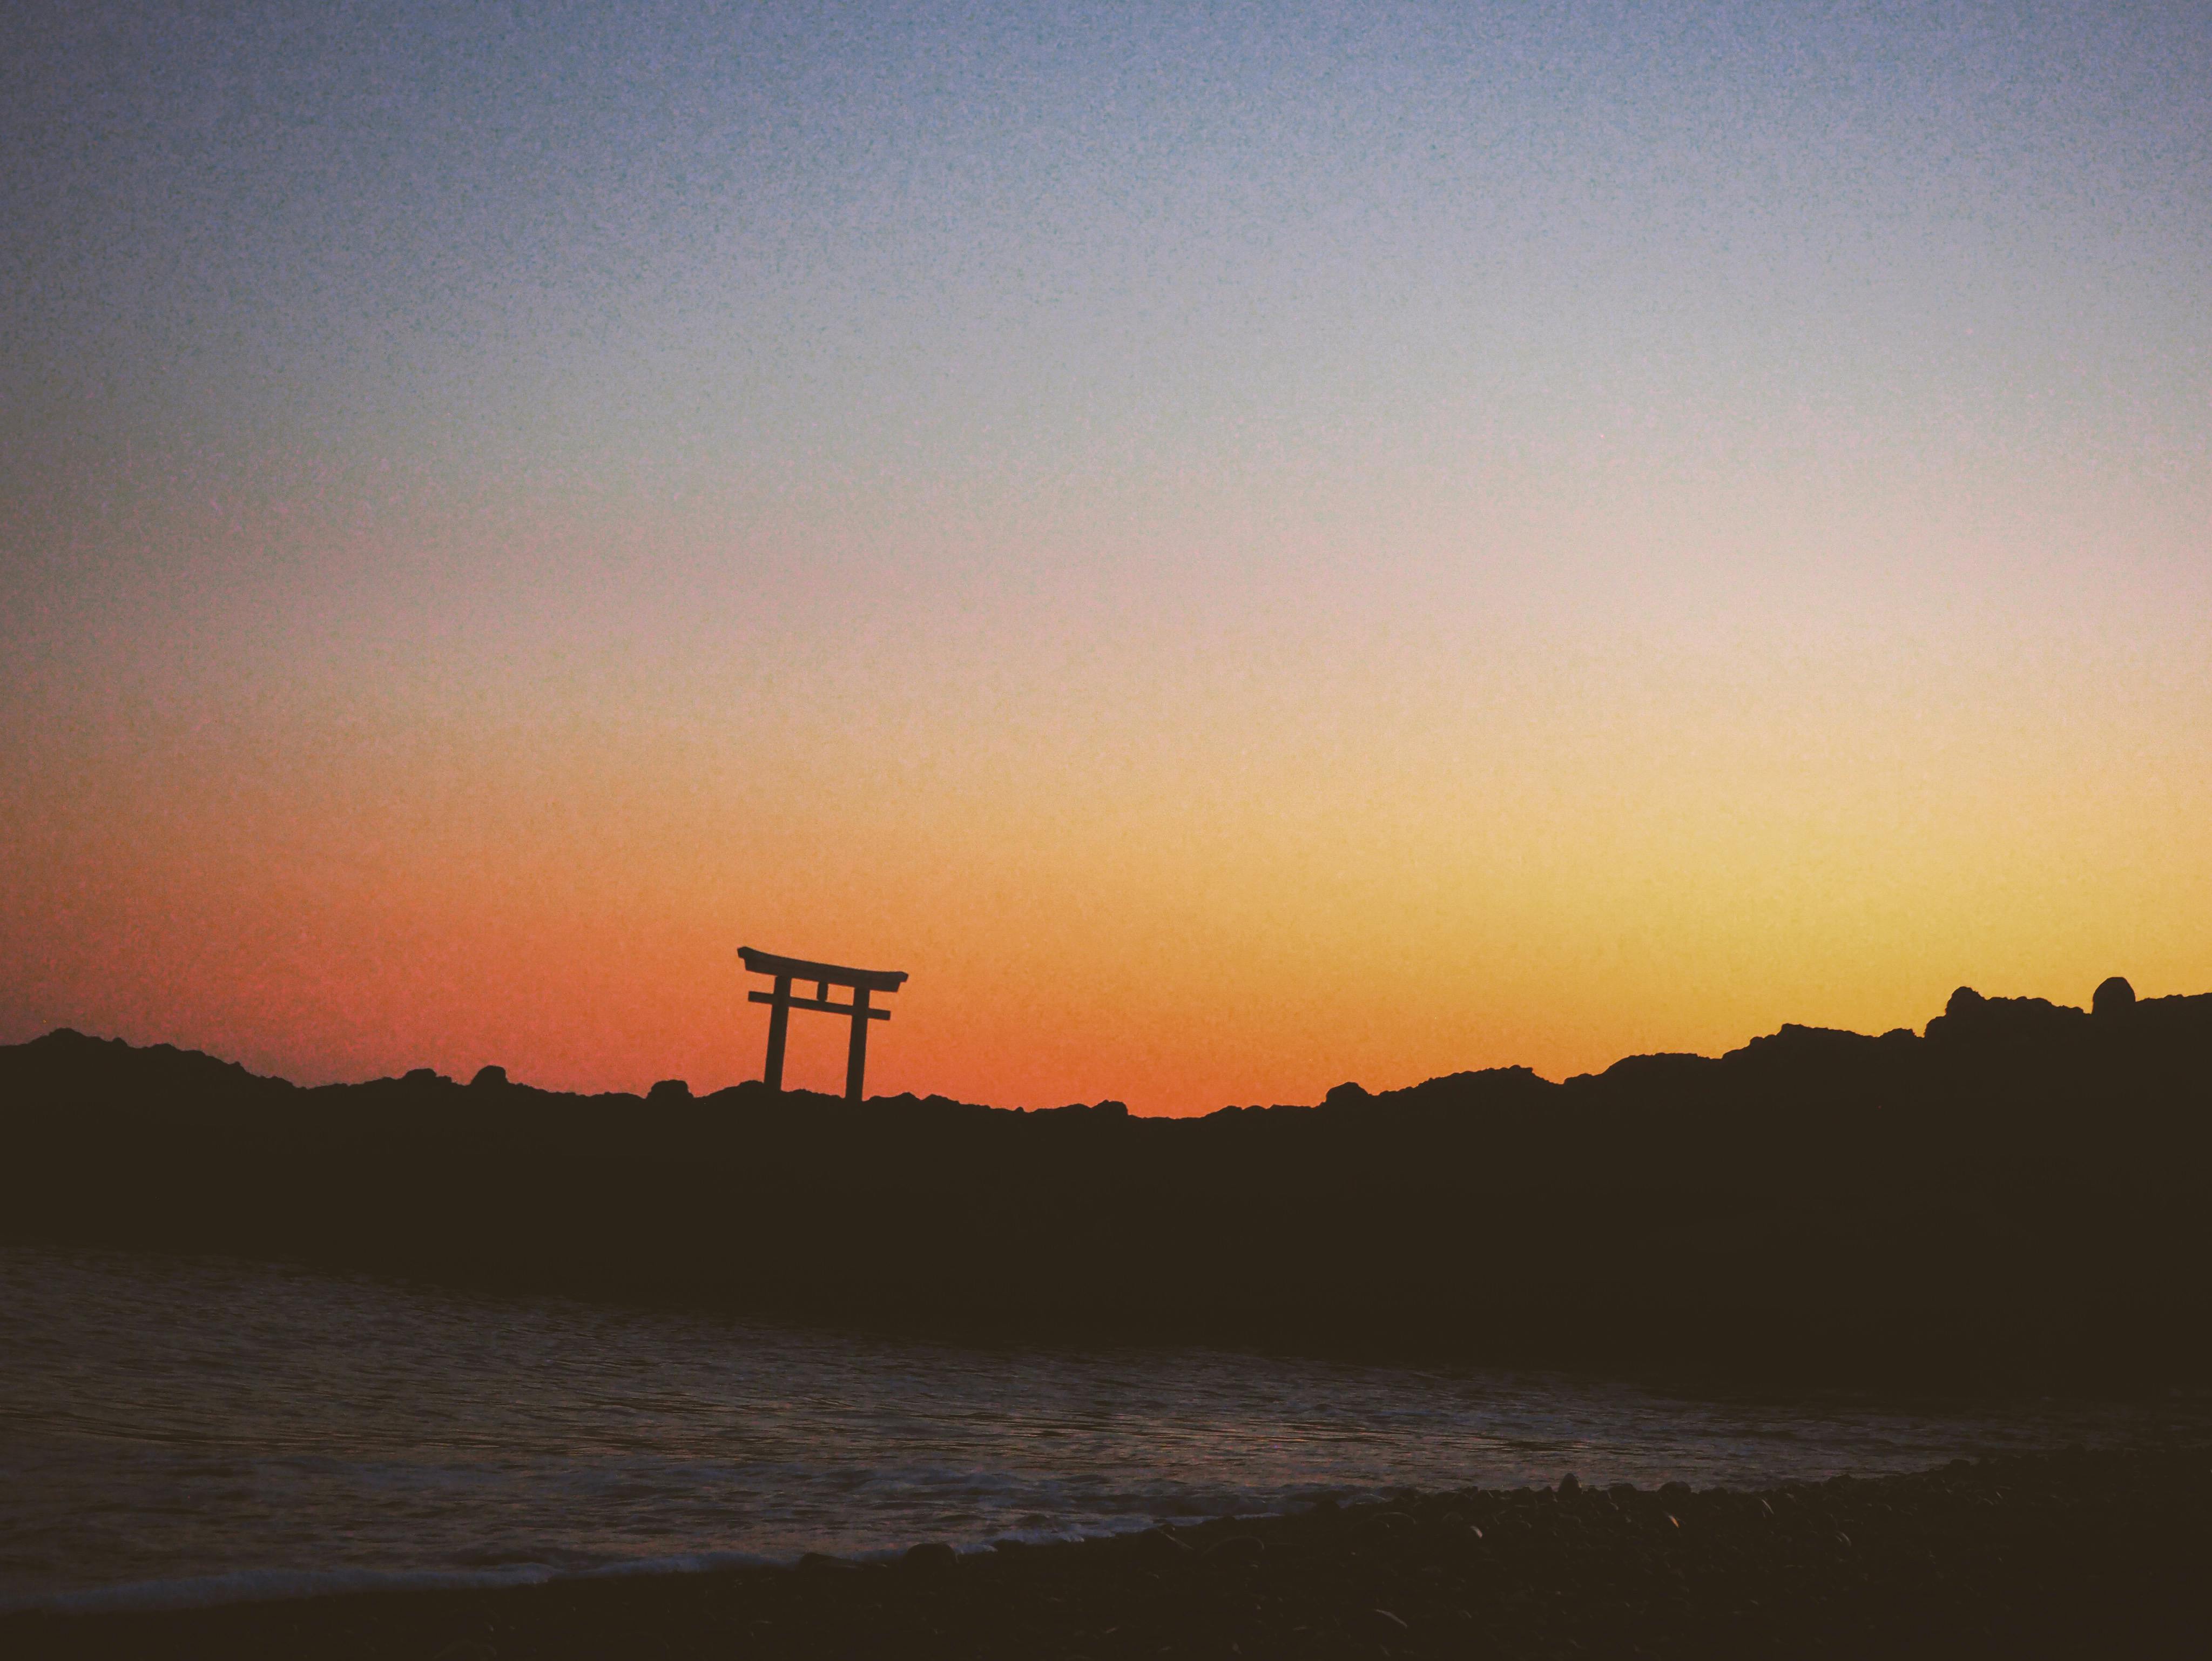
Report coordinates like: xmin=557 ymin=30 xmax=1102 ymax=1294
xmin=1 ymin=1244 xmax=2197 ymax=1613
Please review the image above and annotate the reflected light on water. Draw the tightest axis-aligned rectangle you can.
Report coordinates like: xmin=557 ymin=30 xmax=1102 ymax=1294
xmin=1 ymin=1246 xmax=2200 ymax=1610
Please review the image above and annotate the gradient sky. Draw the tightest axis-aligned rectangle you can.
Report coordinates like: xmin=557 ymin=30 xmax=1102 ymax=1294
xmin=5 ymin=2 xmax=2208 ymax=1111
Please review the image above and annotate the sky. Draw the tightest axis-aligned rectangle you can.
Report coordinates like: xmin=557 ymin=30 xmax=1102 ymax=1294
xmin=4 ymin=1 xmax=2208 ymax=1111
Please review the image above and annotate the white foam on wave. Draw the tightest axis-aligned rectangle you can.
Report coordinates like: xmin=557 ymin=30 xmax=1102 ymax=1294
xmin=2 ymin=1519 xmax=1218 ymax=1618
xmin=4 ymin=1563 xmax=565 ymax=1617
xmin=1 ymin=1548 xmax=786 ymax=1618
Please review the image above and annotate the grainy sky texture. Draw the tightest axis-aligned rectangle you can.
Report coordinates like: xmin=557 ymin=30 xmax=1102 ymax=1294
xmin=5 ymin=2 xmax=2209 ymax=1109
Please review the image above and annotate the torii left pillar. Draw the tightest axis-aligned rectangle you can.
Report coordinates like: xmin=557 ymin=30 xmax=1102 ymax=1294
xmin=738 ymin=946 xmax=908 ymax=1102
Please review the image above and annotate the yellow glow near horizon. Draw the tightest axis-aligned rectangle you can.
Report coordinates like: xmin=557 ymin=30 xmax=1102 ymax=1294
xmin=6 ymin=477 xmax=2207 ymax=1111
xmin=6 ymin=6 xmax=2210 ymax=1110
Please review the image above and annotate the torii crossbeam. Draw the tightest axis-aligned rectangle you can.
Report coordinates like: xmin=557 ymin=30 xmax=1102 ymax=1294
xmin=738 ymin=946 xmax=908 ymax=1102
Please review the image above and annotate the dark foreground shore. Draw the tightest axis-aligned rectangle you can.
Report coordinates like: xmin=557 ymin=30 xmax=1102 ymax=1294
xmin=10 ymin=1446 xmax=2208 ymax=1659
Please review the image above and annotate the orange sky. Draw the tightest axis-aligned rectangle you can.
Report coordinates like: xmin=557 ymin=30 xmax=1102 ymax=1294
xmin=6 ymin=461 xmax=2207 ymax=1112
xmin=5 ymin=6 xmax=2209 ymax=1112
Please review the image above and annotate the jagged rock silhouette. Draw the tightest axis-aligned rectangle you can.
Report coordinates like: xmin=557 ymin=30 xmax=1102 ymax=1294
xmin=4 ymin=980 xmax=2209 ymax=1387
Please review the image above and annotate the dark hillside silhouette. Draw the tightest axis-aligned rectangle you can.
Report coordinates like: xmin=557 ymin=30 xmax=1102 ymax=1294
xmin=4 ymin=981 xmax=2208 ymax=1388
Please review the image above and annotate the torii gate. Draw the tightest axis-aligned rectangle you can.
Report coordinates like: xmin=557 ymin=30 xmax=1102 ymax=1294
xmin=738 ymin=946 xmax=908 ymax=1102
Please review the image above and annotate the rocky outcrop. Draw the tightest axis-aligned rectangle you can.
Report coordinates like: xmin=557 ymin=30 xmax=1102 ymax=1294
xmin=3 ymin=981 xmax=2208 ymax=1386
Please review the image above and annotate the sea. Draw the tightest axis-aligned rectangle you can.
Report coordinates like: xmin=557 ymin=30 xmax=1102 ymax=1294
xmin=3 ymin=1243 xmax=2201 ymax=1614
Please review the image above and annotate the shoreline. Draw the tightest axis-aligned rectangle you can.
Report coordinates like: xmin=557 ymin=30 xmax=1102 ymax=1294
xmin=8 ymin=1445 xmax=2208 ymax=1658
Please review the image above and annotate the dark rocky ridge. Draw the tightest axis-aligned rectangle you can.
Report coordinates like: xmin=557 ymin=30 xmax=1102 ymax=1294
xmin=3 ymin=982 xmax=2208 ymax=1386
xmin=8 ymin=1446 xmax=2207 ymax=1658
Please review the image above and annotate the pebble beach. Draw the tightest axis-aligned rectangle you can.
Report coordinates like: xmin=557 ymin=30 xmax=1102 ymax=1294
xmin=9 ymin=1444 xmax=2206 ymax=1659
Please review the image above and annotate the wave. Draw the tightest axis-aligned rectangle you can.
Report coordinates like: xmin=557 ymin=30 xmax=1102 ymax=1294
xmin=1 ymin=1548 xmax=794 ymax=1618
xmin=3 ymin=1510 xmax=1282 ymax=1617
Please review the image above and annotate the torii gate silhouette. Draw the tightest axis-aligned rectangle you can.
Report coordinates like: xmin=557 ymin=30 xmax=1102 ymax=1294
xmin=738 ymin=946 xmax=908 ymax=1102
